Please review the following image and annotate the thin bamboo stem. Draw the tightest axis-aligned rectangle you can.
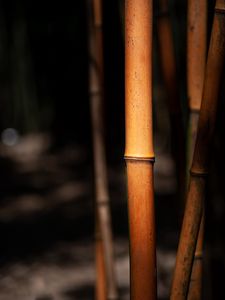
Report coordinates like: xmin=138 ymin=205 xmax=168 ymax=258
xmin=170 ymin=1 xmax=225 ymax=299
xmin=186 ymin=1 xmax=207 ymax=299
xmin=187 ymin=213 xmax=204 ymax=300
xmin=95 ymin=212 xmax=107 ymax=300
xmin=187 ymin=0 xmax=207 ymax=113
xmin=88 ymin=0 xmax=118 ymax=299
xmin=125 ymin=0 xmax=156 ymax=299
xmin=186 ymin=113 xmax=205 ymax=300
xmin=157 ymin=0 xmax=185 ymax=207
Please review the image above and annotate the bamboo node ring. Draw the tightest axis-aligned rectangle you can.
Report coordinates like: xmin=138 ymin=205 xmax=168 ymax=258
xmin=188 ymin=107 xmax=201 ymax=114
xmin=194 ymin=252 xmax=203 ymax=260
xmin=124 ymin=156 xmax=155 ymax=163
xmin=189 ymin=169 xmax=208 ymax=177
xmin=89 ymin=90 xmax=101 ymax=96
xmin=97 ymin=199 xmax=109 ymax=206
xmin=215 ymin=8 xmax=225 ymax=15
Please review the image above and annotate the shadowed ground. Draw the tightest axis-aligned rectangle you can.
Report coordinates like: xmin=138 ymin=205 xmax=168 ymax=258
xmin=0 ymin=134 xmax=178 ymax=300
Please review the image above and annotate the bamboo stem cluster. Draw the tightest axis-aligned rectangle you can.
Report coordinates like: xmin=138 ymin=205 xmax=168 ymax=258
xmin=171 ymin=1 xmax=225 ymax=298
xmin=89 ymin=0 xmax=225 ymax=298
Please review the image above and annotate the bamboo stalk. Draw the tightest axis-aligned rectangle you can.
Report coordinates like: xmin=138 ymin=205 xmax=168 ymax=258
xmin=95 ymin=213 xmax=107 ymax=300
xmin=157 ymin=0 xmax=185 ymax=207
xmin=88 ymin=5 xmax=107 ymax=300
xmin=170 ymin=1 xmax=225 ymax=299
xmin=125 ymin=0 xmax=156 ymax=299
xmin=187 ymin=215 xmax=204 ymax=300
xmin=186 ymin=0 xmax=207 ymax=299
xmin=88 ymin=0 xmax=118 ymax=299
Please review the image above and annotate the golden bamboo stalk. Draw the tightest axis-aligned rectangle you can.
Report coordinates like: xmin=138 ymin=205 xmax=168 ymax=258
xmin=125 ymin=0 xmax=156 ymax=299
xmin=170 ymin=1 xmax=225 ymax=299
xmin=157 ymin=0 xmax=185 ymax=206
xmin=186 ymin=0 xmax=207 ymax=299
xmin=88 ymin=0 xmax=118 ymax=299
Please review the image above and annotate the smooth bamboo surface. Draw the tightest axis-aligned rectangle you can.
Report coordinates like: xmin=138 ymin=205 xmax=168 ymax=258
xmin=171 ymin=1 xmax=225 ymax=299
xmin=126 ymin=161 xmax=156 ymax=299
xmin=186 ymin=1 xmax=207 ymax=299
xmin=125 ymin=0 xmax=156 ymax=299
xmin=157 ymin=0 xmax=185 ymax=209
xmin=187 ymin=0 xmax=207 ymax=111
xmin=88 ymin=0 xmax=118 ymax=299
xmin=125 ymin=0 xmax=154 ymax=159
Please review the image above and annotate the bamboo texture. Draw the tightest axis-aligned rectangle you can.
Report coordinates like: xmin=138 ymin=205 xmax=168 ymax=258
xmin=88 ymin=0 xmax=118 ymax=299
xmin=157 ymin=0 xmax=185 ymax=207
xmin=186 ymin=0 xmax=207 ymax=299
xmin=170 ymin=1 xmax=225 ymax=299
xmin=125 ymin=0 xmax=156 ymax=299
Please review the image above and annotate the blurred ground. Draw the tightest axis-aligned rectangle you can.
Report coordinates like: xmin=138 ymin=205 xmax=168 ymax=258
xmin=0 ymin=134 xmax=178 ymax=300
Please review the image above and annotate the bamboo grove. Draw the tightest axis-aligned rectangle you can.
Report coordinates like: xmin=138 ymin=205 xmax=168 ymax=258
xmin=86 ymin=0 xmax=225 ymax=299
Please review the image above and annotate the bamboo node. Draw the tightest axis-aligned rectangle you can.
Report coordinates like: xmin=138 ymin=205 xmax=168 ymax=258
xmin=194 ymin=252 xmax=203 ymax=260
xmin=124 ymin=156 xmax=155 ymax=163
xmin=215 ymin=8 xmax=225 ymax=15
xmin=188 ymin=107 xmax=201 ymax=114
xmin=89 ymin=90 xmax=101 ymax=97
xmin=97 ymin=198 xmax=109 ymax=206
xmin=190 ymin=169 xmax=208 ymax=177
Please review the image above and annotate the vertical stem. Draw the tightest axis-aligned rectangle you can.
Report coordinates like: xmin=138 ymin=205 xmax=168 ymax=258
xmin=186 ymin=113 xmax=205 ymax=300
xmin=88 ymin=0 xmax=118 ymax=299
xmin=125 ymin=0 xmax=156 ymax=299
xmin=186 ymin=1 xmax=207 ymax=299
xmin=157 ymin=0 xmax=185 ymax=208
xmin=187 ymin=0 xmax=207 ymax=113
xmin=95 ymin=212 xmax=107 ymax=300
xmin=170 ymin=1 xmax=225 ymax=299
xmin=187 ymin=214 xmax=204 ymax=300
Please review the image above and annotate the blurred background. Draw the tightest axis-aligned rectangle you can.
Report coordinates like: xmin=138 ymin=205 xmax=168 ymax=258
xmin=0 ymin=0 xmax=224 ymax=299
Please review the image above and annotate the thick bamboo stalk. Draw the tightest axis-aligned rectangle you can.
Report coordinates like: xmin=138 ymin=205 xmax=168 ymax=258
xmin=186 ymin=0 xmax=207 ymax=299
xmin=157 ymin=0 xmax=185 ymax=206
xmin=88 ymin=0 xmax=118 ymax=299
xmin=170 ymin=1 xmax=225 ymax=299
xmin=125 ymin=0 xmax=156 ymax=299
